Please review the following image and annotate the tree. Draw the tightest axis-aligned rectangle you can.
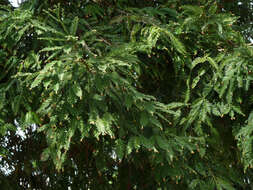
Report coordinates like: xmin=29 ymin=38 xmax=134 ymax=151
xmin=0 ymin=0 xmax=253 ymax=189
xmin=218 ymin=0 xmax=253 ymax=41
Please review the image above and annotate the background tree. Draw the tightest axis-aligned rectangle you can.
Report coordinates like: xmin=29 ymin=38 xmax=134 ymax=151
xmin=218 ymin=0 xmax=253 ymax=41
xmin=0 ymin=0 xmax=253 ymax=189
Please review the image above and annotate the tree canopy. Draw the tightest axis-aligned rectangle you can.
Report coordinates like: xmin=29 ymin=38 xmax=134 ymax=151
xmin=218 ymin=0 xmax=253 ymax=41
xmin=0 ymin=0 xmax=253 ymax=189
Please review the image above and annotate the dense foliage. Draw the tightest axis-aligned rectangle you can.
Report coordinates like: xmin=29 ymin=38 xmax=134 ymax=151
xmin=0 ymin=0 xmax=253 ymax=189
xmin=218 ymin=0 xmax=253 ymax=41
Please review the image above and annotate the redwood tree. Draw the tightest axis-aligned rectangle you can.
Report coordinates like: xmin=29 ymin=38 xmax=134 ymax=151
xmin=0 ymin=0 xmax=253 ymax=189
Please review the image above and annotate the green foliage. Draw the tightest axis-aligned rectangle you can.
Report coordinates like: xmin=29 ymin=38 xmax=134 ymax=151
xmin=0 ymin=0 xmax=253 ymax=189
xmin=218 ymin=0 xmax=253 ymax=41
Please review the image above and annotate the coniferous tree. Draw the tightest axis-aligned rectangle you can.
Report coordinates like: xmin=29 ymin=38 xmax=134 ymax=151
xmin=0 ymin=0 xmax=253 ymax=189
xmin=218 ymin=0 xmax=253 ymax=41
